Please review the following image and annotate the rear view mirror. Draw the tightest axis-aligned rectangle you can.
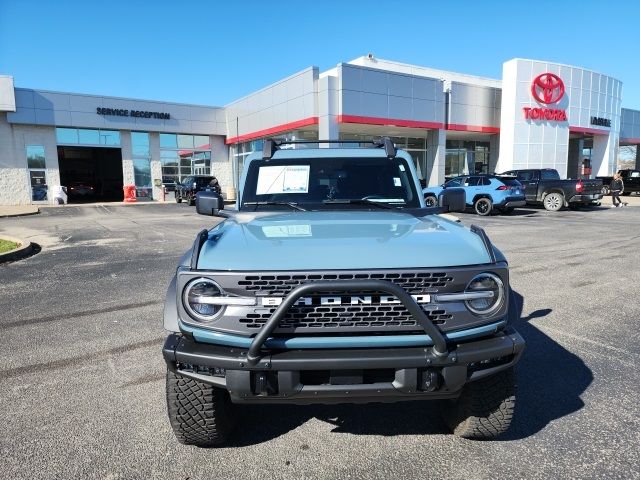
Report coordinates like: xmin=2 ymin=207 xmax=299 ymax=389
xmin=439 ymin=188 xmax=465 ymax=213
xmin=196 ymin=191 xmax=224 ymax=216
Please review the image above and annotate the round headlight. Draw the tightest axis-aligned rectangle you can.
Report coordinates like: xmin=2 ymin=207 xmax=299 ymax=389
xmin=464 ymin=273 xmax=504 ymax=316
xmin=183 ymin=278 xmax=224 ymax=322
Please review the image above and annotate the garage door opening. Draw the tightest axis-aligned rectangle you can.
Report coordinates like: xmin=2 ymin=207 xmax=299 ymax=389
xmin=57 ymin=146 xmax=124 ymax=203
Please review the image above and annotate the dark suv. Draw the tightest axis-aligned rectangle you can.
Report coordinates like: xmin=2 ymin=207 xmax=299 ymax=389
xmin=175 ymin=175 xmax=222 ymax=206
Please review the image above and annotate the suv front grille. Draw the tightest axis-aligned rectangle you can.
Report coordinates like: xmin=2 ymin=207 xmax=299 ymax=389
xmin=237 ymin=272 xmax=453 ymax=296
xmin=239 ymin=302 xmax=452 ymax=332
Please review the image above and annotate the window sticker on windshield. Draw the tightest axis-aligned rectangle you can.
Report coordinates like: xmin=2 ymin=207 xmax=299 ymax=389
xmin=262 ymin=224 xmax=312 ymax=238
xmin=393 ymin=177 xmax=401 ymax=186
xmin=256 ymin=165 xmax=310 ymax=194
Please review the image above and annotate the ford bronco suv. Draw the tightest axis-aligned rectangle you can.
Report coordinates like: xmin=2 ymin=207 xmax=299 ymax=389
xmin=163 ymin=138 xmax=525 ymax=447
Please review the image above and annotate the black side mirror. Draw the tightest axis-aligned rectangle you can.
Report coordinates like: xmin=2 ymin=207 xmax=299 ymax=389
xmin=439 ymin=188 xmax=465 ymax=213
xmin=196 ymin=190 xmax=224 ymax=216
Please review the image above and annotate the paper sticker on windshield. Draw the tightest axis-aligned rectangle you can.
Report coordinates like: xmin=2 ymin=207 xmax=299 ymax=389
xmin=262 ymin=224 xmax=312 ymax=238
xmin=393 ymin=177 xmax=401 ymax=186
xmin=256 ymin=166 xmax=310 ymax=194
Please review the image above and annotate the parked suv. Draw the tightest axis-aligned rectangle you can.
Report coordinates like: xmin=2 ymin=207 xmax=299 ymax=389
xmin=175 ymin=175 xmax=222 ymax=206
xmin=163 ymin=138 xmax=525 ymax=447
xmin=423 ymin=174 xmax=526 ymax=215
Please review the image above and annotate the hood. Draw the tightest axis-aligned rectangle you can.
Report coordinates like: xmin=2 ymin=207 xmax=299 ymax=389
xmin=197 ymin=211 xmax=492 ymax=270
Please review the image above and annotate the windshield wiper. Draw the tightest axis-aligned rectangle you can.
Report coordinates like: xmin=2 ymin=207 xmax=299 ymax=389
xmin=323 ymin=198 xmax=402 ymax=210
xmin=243 ymin=201 xmax=306 ymax=211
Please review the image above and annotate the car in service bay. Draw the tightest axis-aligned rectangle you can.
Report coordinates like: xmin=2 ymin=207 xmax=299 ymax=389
xmin=423 ymin=174 xmax=526 ymax=215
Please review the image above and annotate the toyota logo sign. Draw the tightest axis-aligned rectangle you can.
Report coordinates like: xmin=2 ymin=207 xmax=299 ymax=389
xmin=531 ymin=73 xmax=565 ymax=104
xmin=523 ymin=72 xmax=567 ymax=121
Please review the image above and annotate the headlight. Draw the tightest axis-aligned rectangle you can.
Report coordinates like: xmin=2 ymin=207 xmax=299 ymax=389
xmin=183 ymin=278 xmax=225 ymax=322
xmin=464 ymin=273 xmax=504 ymax=316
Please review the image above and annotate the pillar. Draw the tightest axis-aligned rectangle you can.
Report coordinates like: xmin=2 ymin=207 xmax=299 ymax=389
xmin=426 ymin=128 xmax=446 ymax=186
xmin=567 ymin=137 xmax=584 ymax=179
xmin=318 ymin=75 xmax=339 ymax=146
xmin=489 ymin=134 xmax=500 ymax=173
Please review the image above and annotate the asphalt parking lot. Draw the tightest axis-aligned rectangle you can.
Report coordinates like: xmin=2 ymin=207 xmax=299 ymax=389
xmin=1 ymin=202 xmax=639 ymax=480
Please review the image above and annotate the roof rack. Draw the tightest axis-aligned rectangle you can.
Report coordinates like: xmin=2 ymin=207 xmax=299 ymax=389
xmin=262 ymin=137 xmax=397 ymax=160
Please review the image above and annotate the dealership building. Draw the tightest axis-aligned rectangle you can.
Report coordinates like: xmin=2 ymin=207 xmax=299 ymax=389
xmin=1 ymin=56 xmax=640 ymax=205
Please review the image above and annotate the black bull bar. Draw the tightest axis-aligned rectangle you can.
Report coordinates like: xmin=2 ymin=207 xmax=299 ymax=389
xmin=245 ymin=280 xmax=449 ymax=366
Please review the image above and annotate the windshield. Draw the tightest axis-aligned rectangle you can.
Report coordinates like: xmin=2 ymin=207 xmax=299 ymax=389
xmin=241 ymin=156 xmax=420 ymax=210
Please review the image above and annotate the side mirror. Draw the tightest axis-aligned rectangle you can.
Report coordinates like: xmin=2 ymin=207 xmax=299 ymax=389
xmin=439 ymin=188 xmax=465 ymax=213
xmin=196 ymin=190 xmax=224 ymax=216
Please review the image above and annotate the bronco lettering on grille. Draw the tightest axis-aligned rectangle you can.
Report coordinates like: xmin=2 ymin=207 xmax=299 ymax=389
xmin=261 ymin=294 xmax=431 ymax=307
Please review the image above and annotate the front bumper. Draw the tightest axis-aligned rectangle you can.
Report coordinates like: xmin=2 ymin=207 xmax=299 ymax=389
xmin=163 ymin=327 xmax=525 ymax=404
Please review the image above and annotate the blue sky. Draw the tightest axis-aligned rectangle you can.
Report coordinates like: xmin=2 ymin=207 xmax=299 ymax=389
xmin=1 ymin=0 xmax=639 ymax=108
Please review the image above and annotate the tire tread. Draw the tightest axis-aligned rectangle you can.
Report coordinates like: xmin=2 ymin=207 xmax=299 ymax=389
xmin=442 ymin=367 xmax=516 ymax=439
xmin=166 ymin=370 xmax=234 ymax=447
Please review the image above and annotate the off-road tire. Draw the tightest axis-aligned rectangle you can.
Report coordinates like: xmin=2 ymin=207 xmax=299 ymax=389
xmin=543 ymin=192 xmax=564 ymax=211
xmin=474 ymin=197 xmax=492 ymax=216
xmin=442 ymin=367 xmax=516 ymax=439
xmin=175 ymin=194 xmax=182 ymax=203
xmin=187 ymin=196 xmax=195 ymax=206
xmin=424 ymin=195 xmax=437 ymax=207
xmin=166 ymin=370 xmax=235 ymax=447
xmin=601 ymin=185 xmax=610 ymax=196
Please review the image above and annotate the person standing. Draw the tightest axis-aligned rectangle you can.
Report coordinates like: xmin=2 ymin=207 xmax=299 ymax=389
xmin=610 ymin=173 xmax=627 ymax=207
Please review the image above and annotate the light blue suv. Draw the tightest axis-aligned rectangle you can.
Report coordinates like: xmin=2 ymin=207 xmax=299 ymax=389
xmin=423 ymin=174 xmax=526 ymax=215
xmin=163 ymin=138 xmax=525 ymax=446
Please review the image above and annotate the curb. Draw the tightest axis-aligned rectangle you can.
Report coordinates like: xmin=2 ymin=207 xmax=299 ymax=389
xmin=0 ymin=207 xmax=40 ymax=218
xmin=0 ymin=236 xmax=34 ymax=263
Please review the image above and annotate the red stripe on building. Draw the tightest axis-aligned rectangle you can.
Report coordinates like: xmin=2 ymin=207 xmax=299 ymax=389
xmin=569 ymin=126 xmax=610 ymax=136
xmin=337 ymin=115 xmax=444 ymax=130
xmin=225 ymin=117 xmax=319 ymax=144
xmin=620 ymin=137 xmax=640 ymax=144
xmin=447 ymin=123 xmax=500 ymax=134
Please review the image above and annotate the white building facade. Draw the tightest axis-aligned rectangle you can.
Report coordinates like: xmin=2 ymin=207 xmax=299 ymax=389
xmin=1 ymin=57 xmax=640 ymax=205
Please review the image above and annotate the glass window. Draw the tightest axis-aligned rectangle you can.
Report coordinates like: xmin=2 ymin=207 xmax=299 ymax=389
xmin=177 ymin=134 xmax=194 ymax=149
xmin=465 ymin=177 xmax=481 ymax=187
xmin=56 ymin=128 xmax=78 ymax=144
xmin=56 ymin=128 xmax=120 ymax=146
xmin=99 ymin=130 xmax=120 ymax=146
xmin=133 ymin=159 xmax=152 ymax=189
xmin=481 ymin=177 xmax=491 ymax=186
xmin=541 ymin=169 xmax=560 ymax=180
xmin=131 ymin=132 xmax=150 ymax=157
xmin=241 ymin=156 xmax=420 ymax=209
xmin=78 ymin=129 xmax=100 ymax=145
xmin=445 ymin=177 xmax=463 ymax=188
xmin=160 ymin=133 xmax=212 ymax=182
xmin=193 ymin=135 xmax=209 ymax=149
xmin=515 ymin=171 xmax=534 ymax=181
xmin=160 ymin=133 xmax=177 ymax=149
xmin=26 ymin=145 xmax=46 ymax=169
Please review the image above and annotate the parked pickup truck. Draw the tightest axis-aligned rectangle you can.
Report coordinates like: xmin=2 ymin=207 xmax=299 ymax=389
xmin=499 ymin=168 xmax=602 ymax=211
xmin=597 ymin=169 xmax=640 ymax=195
xmin=162 ymin=137 xmax=525 ymax=446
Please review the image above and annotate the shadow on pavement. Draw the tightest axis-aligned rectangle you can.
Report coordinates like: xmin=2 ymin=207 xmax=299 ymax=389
xmin=501 ymin=291 xmax=593 ymax=440
xmin=226 ymin=290 xmax=592 ymax=446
